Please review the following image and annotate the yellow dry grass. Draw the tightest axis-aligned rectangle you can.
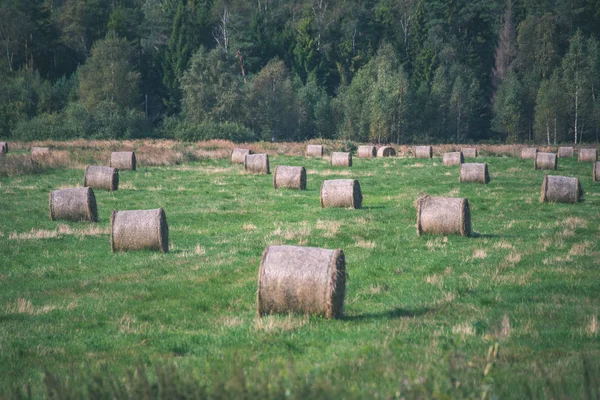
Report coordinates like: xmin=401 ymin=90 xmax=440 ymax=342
xmin=9 ymin=225 xmax=109 ymax=240
xmin=5 ymin=298 xmax=57 ymax=315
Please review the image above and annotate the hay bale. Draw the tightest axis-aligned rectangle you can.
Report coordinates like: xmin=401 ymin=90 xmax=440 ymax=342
xmin=442 ymin=152 xmax=464 ymax=166
xmin=460 ymin=163 xmax=490 ymax=184
xmin=558 ymin=147 xmax=574 ymax=157
xmin=232 ymin=148 xmax=252 ymax=164
xmin=594 ymin=161 xmax=600 ymax=182
xmin=377 ymin=146 xmax=396 ymax=157
xmin=110 ymin=152 xmax=136 ymax=170
xmin=274 ymin=166 xmax=306 ymax=190
xmin=244 ymin=153 xmax=270 ymax=174
xmin=0 ymin=142 xmax=7 ymax=154
xmin=320 ymin=179 xmax=362 ymax=209
xmin=540 ymin=175 xmax=582 ymax=203
xmin=535 ymin=152 xmax=557 ymax=170
xmin=306 ymin=144 xmax=323 ymax=157
xmin=357 ymin=145 xmax=376 ymax=158
xmin=331 ymin=152 xmax=352 ymax=167
xmin=521 ymin=147 xmax=538 ymax=159
xmin=415 ymin=146 xmax=432 ymax=158
xmin=257 ymin=245 xmax=346 ymax=319
xmin=49 ymin=187 xmax=98 ymax=222
xmin=416 ymin=195 xmax=471 ymax=237
xmin=31 ymin=147 xmax=50 ymax=161
xmin=111 ymin=208 xmax=169 ymax=252
xmin=578 ymin=148 xmax=597 ymax=162
xmin=84 ymin=166 xmax=119 ymax=191
xmin=461 ymin=148 xmax=477 ymax=158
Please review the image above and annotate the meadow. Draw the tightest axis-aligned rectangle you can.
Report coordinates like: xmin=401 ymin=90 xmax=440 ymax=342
xmin=0 ymin=141 xmax=599 ymax=399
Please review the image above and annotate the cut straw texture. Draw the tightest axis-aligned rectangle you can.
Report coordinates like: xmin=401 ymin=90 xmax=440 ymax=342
xmin=111 ymin=208 xmax=169 ymax=252
xmin=535 ymin=152 xmax=557 ymax=170
xmin=274 ymin=166 xmax=306 ymax=190
xmin=0 ymin=142 xmax=7 ymax=154
xmin=558 ymin=147 xmax=574 ymax=157
xmin=306 ymin=144 xmax=323 ymax=157
xmin=110 ymin=152 xmax=136 ymax=170
xmin=460 ymin=163 xmax=490 ymax=184
xmin=232 ymin=148 xmax=252 ymax=164
xmin=594 ymin=162 xmax=600 ymax=182
xmin=578 ymin=148 xmax=597 ymax=162
xmin=442 ymin=152 xmax=464 ymax=166
xmin=461 ymin=148 xmax=477 ymax=158
xmin=415 ymin=146 xmax=432 ymax=159
xmin=416 ymin=195 xmax=471 ymax=237
xmin=49 ymin=187 xmax=98 ymax=222
xmin=331 ymin=152 xmax=352 ymax=167
xmin=31 ymin=147 xmax=50 ymax=161
xmin=377 ymin=146 xmax=396 ymax=157
xmin=541 ymin=175 xmax=582 ymax=203
xmin=320 ymin=179 xmax=362 ymax=209
xmin=244 ymin=153 xmax=270 ymax=174
xmin=357 ymin=146 xmax=376 ymax=158
xmin=521 ymin=147 xmax=538 ymax=159
xmin=84 ymin=166 xmax=119 ymax=191
xmin=257 ymin=245 xmax=346 ymax=319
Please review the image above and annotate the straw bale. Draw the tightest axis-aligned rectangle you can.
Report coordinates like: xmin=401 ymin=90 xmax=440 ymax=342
xmin=31 ymin=147 xmax=50 ymax=161
xmin=377 ymin=146 xmax=396 ymax=157
xmin=274 ymin=166 xmax=306 ymax=190
xmin=558 ymin=147 xmax=574 ymax=157
xmin=594 ymin=161 xmax=600 ymax=182
xmin=535 ymin=152 xmax=557 ymax=170
xmin=461 ymin=148 xmax=477 ymax=158
xmin=357 ymin=146 xmax=376 ymax=158
xmin=521 ymin=147 xmax=538 ymax=159
xmin=320 ymin=179 xmax=362 ymax=209
xmin=257 ymin=245 xmax=346 ymax=319
xmin=111 ymin=208 xmax=169 ymax=252
xmin=49 ymin=187 xmax=98 ymax=222
xmin=306 ymin=145 xmax=323 ymax=157
xmin=232 ymin=148 xmax=252 ymax=164
xmin=540 ymin=175 xmax=582 ymax=203
xmin=244 ymin=153 xmax=270 ymax=174
xmin=416 ymin=195 xmax=471 ymax=237
xmin=460 ymin=163 xmax=490 ymax=184
xmin=331 ymin=152 xmax=352 ymax=167
xmin=84 ymin=166 xmax=118 ymax=191
xmin=110 ymin=152 xmax=136 ymax=170
xmin=578 ymin=148 xmax=597 ymax=162
xmin=415 ymin=146 xmax=432 ymax=158
xmin=442 ymin=152 xmax=464 ymax=166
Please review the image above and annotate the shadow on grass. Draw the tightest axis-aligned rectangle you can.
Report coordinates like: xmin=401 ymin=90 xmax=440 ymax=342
xmin=342 ymin=306 xmax=432 ymax=321
xmin=470 ymin=232 xmax=514 ymax=239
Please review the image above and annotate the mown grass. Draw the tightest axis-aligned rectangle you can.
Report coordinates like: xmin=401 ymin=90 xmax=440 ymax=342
xmin=0 ymin=146 xmax=599 ymax=398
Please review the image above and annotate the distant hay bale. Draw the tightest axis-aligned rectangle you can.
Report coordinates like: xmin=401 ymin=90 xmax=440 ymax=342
xmin=320 ymin=179 xmax=362 ymax=209
xmin=535 ymin=152 xmax=557 ymax=170
xmin=110 ymin=152 xmax=136 ymax=170
xmin=49 ymin=187 xmax=98 ymax=222
xmin=461 ymin=148 xmax=477 ymax=158
xmin=306 ymin=145 xmax=323 ymax=157
xmin=31 ymin=147 xmax=50 ymax=161
xmin=257 ymin=245 xmax=346 ymax=319
xmin=460 ymin=163 xmax=490 ymax=184
xmin=594 ymin=162 xmax=600 ymax=182
xmin=331 ymin=152 xmax=352 ymax=167
xmin=578 ymin=148 xmax=597 ymax=162
xmin=416 ymin=195 xmax=471 ymax=237
xmin=377 ymin=146 xmax=396 ymax=157
xmin=0 ymin=142 xmax=7 ymax=154
xmin=274 ymin=166 xmax=306 ymax=190
xmin=558 ymin=147 xmax=574 ymax=157
xmin=111 ymin=208 xmax=169 ymax=252
xmin=244 ymin=154 xmax=270 ymax=174
xmin=84 ymin=166 xmax=119 ymax=191
xmin=232 ymin=148 xmax=252 ymax=164
xmin=521 ymin=147 xmax=538 ymax=159
xmin=540 ymin=175 xmax=582 ymax=203
xmin=357 ymin=145 xmax=376 ymax=158
xmin=442 ymin=152 xmax=464 ymax=166
xmin=415 ymin=146 xmax=432 ymax=158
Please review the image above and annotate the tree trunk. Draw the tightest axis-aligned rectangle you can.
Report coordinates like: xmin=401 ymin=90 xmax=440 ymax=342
xmin=554 ymin=118 xmax=557 ymax=145
xmin=546 ymin=122 xmax=550 ymax=145
xmin=574 ymin=90 xmax=578 ymax=144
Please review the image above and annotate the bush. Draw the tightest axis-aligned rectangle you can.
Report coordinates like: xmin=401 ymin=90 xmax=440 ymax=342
xmin=162 ymin=117 xmax=257 ymax=143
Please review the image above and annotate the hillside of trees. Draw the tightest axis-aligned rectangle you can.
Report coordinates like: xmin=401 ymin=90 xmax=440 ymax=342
xmin=1 ymin=0 xmax=600 ymax=144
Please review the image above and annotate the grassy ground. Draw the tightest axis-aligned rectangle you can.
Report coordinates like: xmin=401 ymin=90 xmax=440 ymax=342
xmin=1 ymin=145 xmax=599 ymax=398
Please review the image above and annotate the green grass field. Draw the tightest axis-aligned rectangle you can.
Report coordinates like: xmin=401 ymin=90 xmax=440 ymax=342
xmin=1 ymin=145 xmax=599 ymax=398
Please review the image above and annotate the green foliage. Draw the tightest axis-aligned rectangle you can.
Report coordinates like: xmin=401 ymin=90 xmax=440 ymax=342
xmin=492 ymin=73 xmax=526 ymax=142
xmin=162 ymin=117 xmax=256 ymax=142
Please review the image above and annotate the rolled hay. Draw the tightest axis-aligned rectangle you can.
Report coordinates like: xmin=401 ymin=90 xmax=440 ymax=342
xmin=110 ymin=152 xmax=136 ymax=171
xmin=320 ymin=179 xmax=362 ymax=209
xmin=416 ymin=195 xmax=471 ymax=237
xmin=111 ymin=208 xmax=169 ymax=252
xmin=232 ymin=148 xmax=252 ymax=164
xmin=461 ymin=148 xmax=477 ymax=158
xmin=274 ymin=166 xmax=306 ymax=190
xmin=257 ymin=245 xmax=346 ymax=319
xmin=594 ymin=161 xmax=600 ymax=182
xmin=578 ymin=148 xmax=597 ymax=162
xmin=49 ymin=187 xmax=98 ymax=222
xmin=31 ymin=147 xmax=50 ymax=161
xmin=357 ymin=145 xmax=376 ymax=158
xmin=535 ymin=152 xmax=557 ymax=170
xmin=442 ymin=152 xmax=464 ymax=166
xmin=460 ymin=163 xmax=490 ymax=184
xmin=521 ymin=147 xmax=538 ymax=159
xmin=84 ymin=166 xmax=119 ymax=191
xmin=0 ymin=142 xmax=7 ymax=154
xmin=306 ymin=144 xmax=323 ymax=157
xmin=558 ymin=147 xmax=574 ymax=158
xmin=331 ymin=152 xmax=352 ymax=167
xmin=244 ymin=153 xmax=270 ymax=174
xmin=377 ymin=146 xmax=396 ymax=157
xmin=540 ymin=175 xmax=582 ymax=203
xmin=415 ymin=146 xmax=432 ymax=159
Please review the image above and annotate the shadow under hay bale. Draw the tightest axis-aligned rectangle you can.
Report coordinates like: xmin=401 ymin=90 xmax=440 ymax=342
xmin=0 ymin=142 xmax=7 ymax=154
xmin=111 ymin=208 xmax=169 ymax=252
xmin=460 ymin=163 xmax=490 ymax=184
xmin=331 ymin=152 xmax=352 ymax=167
xmin=274 ymin=166 xmax=306 ymax=190
xmin=244 ymin=154 xmax=270 ymax=174
xmin=377 ymin=146 xmax=396 ymax=157
xmin=111 ymin=152 xmax=136 ymax=171
xmin=257 ymin=245 xmax=346 ymax=319
xmin=461 ymin=148 xmax=477 ymax=158
xmin=232 ymin=148 xmax=252 ymax=164
xmin=594 ymin=162 xmax=600 ymax=182
xmin=579 ymin=148 xmax=597 ymax=162
xmin=84 ymin=166 xmax=118 ymax=191
xmin=442 ymin=152 xmax=464 ymax=166
xmin=415 ymin=146 xmax=432 ymax=158
xmin=50 ymin=187 xmax=98 ymax=222
xmin=541 ymin=175 xmax=582 ymax=203
xmin=31 ymin=147 xmax=50 ymax=161
xmin=416 ymin=195 xmax=471 ymax=237
xmin=521 ymin=147 xmax=538 ymax=159
xmin=306 ymin=144 xmax=323 ymax=157
xmin=535 ymin=152 xmax=557 ymax=170
xmin=357 ymin=146 xmax=376 ymax=158
xmin=558 ymin=147 xmax=574 ymax=157
xmin=321 ymin=179 xmax=362 ymax=209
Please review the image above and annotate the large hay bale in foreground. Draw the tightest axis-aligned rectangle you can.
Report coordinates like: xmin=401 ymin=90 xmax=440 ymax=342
xmin=84 ymin=166 xmax=119 ymax=191
xmin=461 ymin=148 xmax=477 ymax=158
xmin=232 ymin=148 xmax=252 ymax=164
xmin=558 ymin=147 xmax=574 ymax=157
xmin=460 ymin=163 xmax=490 ymax=184
xmin=306 ymin=145 xmax=323 ymax=157
xmin=274 ymin=166 xmax=306 ymax=190
xmin=540 ymin=175 xmax=582 ymax=203
xmin=331 ymin=152 xmax=352 ymax=167
xmin=535 ymin=152 xmax=557 ymax=170
xmin=111 ymin=208 xmax=169 ymax=252
xmin=49 ymin=187 xmax=98 ymax=222
xmin=442 ymin=152 xmax=464 ymax=166
xmin=320 ymin=179 xmax=362 ymax=209
xmin=521 ymin=147 xmax=538 ymax=159
xmin=377 ymin=146 xmax=396 ymax=157
xmin=110 ymin=152 xmax=136 ymax=170
xmin=416 ymin=196 xmax=471 ymax=237
xmin=594 ymin=162 xmax=600 ymax=182
xmin=579 ymin=148 xmax=597 ymax=162
xmin=31 ymin=147 xmax=50 ymax=161
xmin=0 ymin=142 xmax=7 ymax=154
xmin=257 ymin=245 xmax=346 ymax=319
xmin=244 ymin=154 xmax=270 ymax=174
xmin=415 ymin=146 xmax=432 ymax=159
xmin=357 ymin=146 xmax=376 ymax=158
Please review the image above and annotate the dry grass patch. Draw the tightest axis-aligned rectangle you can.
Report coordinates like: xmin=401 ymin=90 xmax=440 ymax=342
xmin=472 ymin=249 xmax=487 ymax=259
xmin=270 ymin=222 xmax=312 ymax=242
xmin=504 ymin=252 xmax=522 ymax=265
xmin=355 ymin=239 xmax=376 ymax=249
xmin=5 ymin=298 xmax=58 ymax=315
xmin=308 ymin=169 xmax=352 ymax=176
xmin=494 ymin=240 xmax=513 ymax=249
xmin=219 ymin=316 xmax=245 ymax=329
xmin=426 ymin=237 xmax=447 ymax=252
xmin=452 ymin=323 xmax=475 ymax=337
xmin=426 ymin=274 xmax=443 ymax=286
xmin=558 ymin=217 xmax=588 ymax=230
xmin=9 ymin=225 xmax=109 ymax=240
xmin=253 ymin=315 xmax=308 ymax=333
xmin=315 ymin=220 xmax=341 ymax=238
xmin=568 ymin=241 xmax=593 ymax=256
xmin=119 ymin=181 xmax=136 ymax=190
xmin=586 ymin=315 xmax=598 ymax=337
xmin=243 ymin=224 xmax=257 ymax=231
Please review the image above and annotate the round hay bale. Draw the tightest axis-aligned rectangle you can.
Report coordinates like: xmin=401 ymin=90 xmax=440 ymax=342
xmin=257 ymin=245 xmax=346 ymax=319
xmin=578 ymin=148 xmax=597 ymax=162
xmin=331 ymin=152 xmax=352 ymax=167
xmin=460 ymin=163 xmax=490 ymax=184
xmin=558 ymin=147 xmax=574 ymax=157
xmin=377 ymin=146 xmax=396 ymax=157
xmin=416 ymin=195 xmax=471 ymax=237
xmin=535 ymin=152 xmax=557 ymax=170
xmin=540 ymin=175 xmax=582 ymax=203
xmin=110 ymin=152 xmax=136 ymax=171
xmin=594 ymin=161 xmax=600 ymax=182
xmin=84 ymin=166 xmax=119 ymax=191
xmin=244 ymin=153 xmax=270 ymax=174
xmin=274 ymin=166 xmax=306 ymax=190
xmin=0 ymin=142 xmax=7 ymax=154
xmin=521 ymin=147 xmax=538 ymax=159
xmin=31 ymin=147 xmax=50 ymax=161
xmin=357 ymin=146 xmax=376 ymax=158
xmin=306 ymin=144 xmax=323 ymax=157
xmin=415 ymin=146 xmax=432 ymax=159
xmin=442 ymin=152 xmax=464 ymax=166
xmin=461 ymin=148 xmax=477 ymax=158
xmin=111 ymin=208 xmax=169 ymax=252
xmin=49 ymin=187 xmax=98 ymax=222
xmin=232 ymin=148 xmax=252 ymax=164
xmin=320 ymin=179 xmax=362 ymax=209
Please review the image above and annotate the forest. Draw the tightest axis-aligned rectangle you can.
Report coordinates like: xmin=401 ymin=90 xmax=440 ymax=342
xmin=1 ymin=0 xmax=600 ymax=144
